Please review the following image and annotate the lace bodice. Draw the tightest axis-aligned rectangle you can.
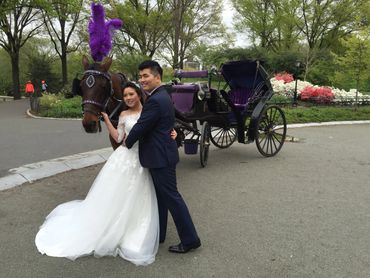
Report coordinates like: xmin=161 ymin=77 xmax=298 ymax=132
xmin=117 ymin=113 xmax=141 ymax=143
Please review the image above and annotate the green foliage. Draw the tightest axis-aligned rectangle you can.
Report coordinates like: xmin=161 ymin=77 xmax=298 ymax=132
xmin=283 ymin=106 xmax=370 ymax=123
xmin=332 ymin=31 xmax=370 ymax=92
xmin=0 ymin=49 xmax=12 ymax=95
xmin=194 ymin=45 xmax=269 ymax=70
xmin=67 ymin=52 xmax=85 ymax=81
xmin=162 ymin=0 xmax=227 ymax=68
xmin=268 ymin=94 xmax=291 ymax=105
xmin=26 ymin=54 xmax=59 ymax=93
xmin=266 ymin=50 xmax=304 ymax=76
xmin=114 ymin=53 xmax=149 ymax=80
xmin=305 ymin=50 xmax=336 ymax=86
xmin=39 ymin=93 xmax=81 ymax=118
xmin=113 ymin=0 xmax=172 ymax=58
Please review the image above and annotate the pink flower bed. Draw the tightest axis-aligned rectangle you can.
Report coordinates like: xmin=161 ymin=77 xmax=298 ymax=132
xmin=274 ymin=72 xmax=294 ymax=83
xmin=300 ymin=86 xmax=334 ymax=103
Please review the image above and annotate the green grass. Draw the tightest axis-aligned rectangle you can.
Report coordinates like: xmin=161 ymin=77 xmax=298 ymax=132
xmin=283 ymin=106 xmax=370 ymax=123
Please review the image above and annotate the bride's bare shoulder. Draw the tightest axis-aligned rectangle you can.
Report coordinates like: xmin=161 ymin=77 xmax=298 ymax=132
xmin=119 ymin=110 xmax=128 ymax=117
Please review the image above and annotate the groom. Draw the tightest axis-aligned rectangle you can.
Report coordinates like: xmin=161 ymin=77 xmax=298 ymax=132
xmin=125 ymin=60 xmax=201 ymax=253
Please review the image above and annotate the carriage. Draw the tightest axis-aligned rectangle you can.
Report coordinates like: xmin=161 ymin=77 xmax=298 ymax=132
xmin=169 ymin=59 xmax=287 ymax=167
xmin=76 ymin=57 xmax=287 ymax=168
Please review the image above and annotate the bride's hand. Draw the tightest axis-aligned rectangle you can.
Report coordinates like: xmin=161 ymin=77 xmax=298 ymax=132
xmin=101 ymin=112 xmax=109 ymax=121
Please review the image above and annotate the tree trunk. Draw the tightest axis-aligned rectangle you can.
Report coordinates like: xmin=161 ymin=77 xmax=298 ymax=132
xmin=11 ymin=52 xmax=21 ymax=100
xmin=172 ymin=0 xmax=181 ymax=69
xmin=61 ymin=52 xmax=68 ymax=85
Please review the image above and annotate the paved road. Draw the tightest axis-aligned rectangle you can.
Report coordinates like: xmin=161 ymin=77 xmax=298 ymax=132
xmin=0 ymin=123 xmax=369 ymax=277
xmin=0 ymin=99 xmax=110 ymax=177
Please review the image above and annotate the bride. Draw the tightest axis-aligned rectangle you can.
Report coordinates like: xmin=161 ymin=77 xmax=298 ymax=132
xmin=35 ymin=82 xmax=174 ymax=266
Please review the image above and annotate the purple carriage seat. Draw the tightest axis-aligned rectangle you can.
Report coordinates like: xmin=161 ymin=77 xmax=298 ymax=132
xmin=171 ymin=84 xmax=198 ymax=113
xmin=229 ymin=88 xmax=254 ymax=110
xmin=221 ymin=60 xmax=266 ymax=111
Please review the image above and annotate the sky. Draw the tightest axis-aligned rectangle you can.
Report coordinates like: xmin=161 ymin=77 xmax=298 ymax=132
xmin=222 ymin=0 xmax=250 ymax=47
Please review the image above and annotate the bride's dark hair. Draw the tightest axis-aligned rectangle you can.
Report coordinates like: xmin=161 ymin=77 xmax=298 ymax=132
xmin=122 ymin=82 xmax=146 ymax=107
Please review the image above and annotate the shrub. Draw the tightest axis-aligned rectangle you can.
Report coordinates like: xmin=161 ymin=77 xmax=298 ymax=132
xmin=274 ymin=72 xmax=294 ymax=83
xmin=300 ymin=86 xmax=334 ymax=103
xmin=39 ymin=93 xmax=82 ymax=118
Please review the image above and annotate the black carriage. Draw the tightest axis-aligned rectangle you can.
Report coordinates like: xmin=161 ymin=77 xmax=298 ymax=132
xmin=170 ymin=60 xmax=287 ymax=167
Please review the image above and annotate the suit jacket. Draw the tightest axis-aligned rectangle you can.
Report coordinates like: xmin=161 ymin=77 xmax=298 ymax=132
xmin=125 ymin=85 xmax=179 ymax=168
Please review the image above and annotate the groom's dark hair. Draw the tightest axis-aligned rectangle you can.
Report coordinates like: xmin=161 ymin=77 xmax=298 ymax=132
xmin=138 ymin=60 xmax=163 ymax=80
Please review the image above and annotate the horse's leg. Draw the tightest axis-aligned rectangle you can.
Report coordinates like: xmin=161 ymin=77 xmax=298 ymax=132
xmin=109 ymin=134 xmax=120 ymax=150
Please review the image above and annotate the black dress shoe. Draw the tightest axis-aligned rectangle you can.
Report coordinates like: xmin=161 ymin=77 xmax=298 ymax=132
xmin=168 ymin=239 xmax=201 ymax=253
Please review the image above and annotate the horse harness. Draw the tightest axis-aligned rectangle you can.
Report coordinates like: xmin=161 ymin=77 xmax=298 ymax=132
xmin=81 ymin=69 xmax=128 ymax=131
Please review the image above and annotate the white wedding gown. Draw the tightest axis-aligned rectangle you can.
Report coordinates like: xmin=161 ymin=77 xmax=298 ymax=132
xmin=35 ymin=113 xmax=159 ymax=266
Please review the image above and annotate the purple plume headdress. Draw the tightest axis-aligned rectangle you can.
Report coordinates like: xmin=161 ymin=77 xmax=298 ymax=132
xmin=88 ymin=2 xmax=122 ymax=62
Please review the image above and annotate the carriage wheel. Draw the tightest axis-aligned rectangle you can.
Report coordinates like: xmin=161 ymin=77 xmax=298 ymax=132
xmin=200 ymin=122 xmax=211 ymax=167
xmin=210 ymin=126 xmax=237 ymax=148
xmin=255 ymin=105 xmax=287 ymax=157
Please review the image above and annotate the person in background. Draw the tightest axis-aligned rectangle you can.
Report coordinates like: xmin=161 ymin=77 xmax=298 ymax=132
xmin=25 ymin=80 xmax=34 ymax=97
xmin=41 ymin=80 xmax=47 ymax=94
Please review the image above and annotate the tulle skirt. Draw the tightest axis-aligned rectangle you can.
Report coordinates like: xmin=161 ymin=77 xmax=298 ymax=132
xmin=35 ymin=145 xmax=159 ymax=266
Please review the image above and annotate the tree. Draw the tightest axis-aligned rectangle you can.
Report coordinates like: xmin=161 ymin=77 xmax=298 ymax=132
xmin=111 ymin=0 xmax=172 ymax=58
xmin=41 ymin=0 xmax=84 ymax=85
xmin=333 ymin=29 xmax=370 ymax=95
xmin=23 ymin=37 xmax=59 ymax=93
xmin=0 ymin=0 xmax=43 ymax=99
xmin=296 ymin=0 xmax=368 ymax=79
xmin=163 ymin=0 xmax=227 ymax=69
xmin=115 ymin=52 xmax=149 ymax=80
xmin=231 ymin=0 xmax=300 ymax=51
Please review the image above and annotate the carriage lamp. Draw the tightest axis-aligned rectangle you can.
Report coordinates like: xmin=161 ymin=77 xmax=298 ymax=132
xmin=174 ymin=69 xmax=182 ymax=80
xmin=197 ymin=83 xmax=210 ymax=101
xmin=197 ymin=89 xmax=206 ymax=101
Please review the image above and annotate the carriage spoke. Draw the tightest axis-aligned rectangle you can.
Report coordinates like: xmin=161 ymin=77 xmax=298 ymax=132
xmin=255 ymin=105 xmax=287 ymax=157
xmin=272 ymin=125 xmax=285 ymax=131
xmin=217 ymin=130 xmax=224 ymax=145
xmin=212 ymin=127 xmax=223 ymax=138
xmin=260 ymin=134 xmax=269 ymax=151
xmin=267 ymin=134 xmax=272 ymax=154
xmin=271 ymin=133 xmax=279 ymax=151
xmin=271 ymin=132 xmax=283 ymax=144
xmin=210 ymin=126 xmax=237 ymax=149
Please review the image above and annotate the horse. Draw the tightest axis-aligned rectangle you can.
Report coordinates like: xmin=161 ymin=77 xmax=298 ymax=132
xmin=73 ymin=55 xmax=128 ymax=150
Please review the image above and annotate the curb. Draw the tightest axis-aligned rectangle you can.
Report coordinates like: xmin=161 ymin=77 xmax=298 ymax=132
xmin=287 ymin=120 xmax=370 ymax=129
xmin=26 ymin=109 xmax=82 ymax=121
xmin=1 ymin=120 xmax=369 ymax=191
xmin=0 ymin=148 xmax=113 ymax=191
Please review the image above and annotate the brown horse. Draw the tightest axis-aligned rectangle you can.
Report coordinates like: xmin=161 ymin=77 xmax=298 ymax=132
xmin=74 ymin=55 xmax=128 ymax=150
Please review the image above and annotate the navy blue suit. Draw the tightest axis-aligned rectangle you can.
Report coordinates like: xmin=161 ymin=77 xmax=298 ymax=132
xmin=125 ymin=85 xmax=199 ymax=245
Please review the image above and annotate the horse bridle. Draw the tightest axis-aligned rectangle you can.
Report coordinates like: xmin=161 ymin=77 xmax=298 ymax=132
xmin=81 ymin=69 xmax=123 ymax=131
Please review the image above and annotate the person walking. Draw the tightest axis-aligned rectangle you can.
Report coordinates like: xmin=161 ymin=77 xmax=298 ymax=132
xmin=41 ymin=80 xmax=47 ymax=94
xmin=25 ymin=80 xmax=34 ymax=97
xmin=25 ymin=80 xmax=37 ymax=111
xmin=125 ymin=60 xmax=201 ymax=253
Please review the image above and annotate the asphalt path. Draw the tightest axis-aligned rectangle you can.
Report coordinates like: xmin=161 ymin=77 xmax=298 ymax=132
xmin=1 ymin=123 xmax=369 ymax=277
xmin=0 ymin=99 xmax=110 ymax=177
